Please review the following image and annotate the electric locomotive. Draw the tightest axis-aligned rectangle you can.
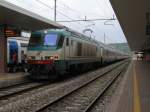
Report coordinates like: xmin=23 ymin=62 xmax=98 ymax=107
xmin=27 ymin=28 xmax=126 ymax=79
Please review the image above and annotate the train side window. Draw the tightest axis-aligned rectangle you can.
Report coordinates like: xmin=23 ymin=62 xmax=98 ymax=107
xmin=66 ymin=38 xmax=69 ymax=46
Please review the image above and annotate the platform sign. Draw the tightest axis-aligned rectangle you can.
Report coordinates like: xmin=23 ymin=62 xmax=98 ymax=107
xmin=146 ymin=13 xmax=150 ymax=35
xmin=4 ymin=28 xmax=21 ymax=37
xmin=0 ymin=26 xmax=21 ymax=37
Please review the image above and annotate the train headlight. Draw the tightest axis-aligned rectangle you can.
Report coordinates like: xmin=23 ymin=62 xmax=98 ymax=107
xmin=27 ymin=56 xmax=32 ymax=60
xmin=54 ymin=55 xmax=59 ymax=60
xmin=27 ymin=56 xmax=35 ymax=60
xmin=50 ymin=56 xmax=54 ymax=60
xmin=45 ymin=55 xmax=59 ymax=60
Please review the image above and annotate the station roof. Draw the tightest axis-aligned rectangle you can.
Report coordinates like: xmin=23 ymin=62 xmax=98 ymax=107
xmin=110 ymin=0 xmax=150 ymax=51
xmin=0 ymin=0 xmax=62 ymax=31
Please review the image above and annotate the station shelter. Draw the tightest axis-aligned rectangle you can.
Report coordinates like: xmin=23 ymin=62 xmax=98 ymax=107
xmin=0 ymin=0 xmax=62 ymax=73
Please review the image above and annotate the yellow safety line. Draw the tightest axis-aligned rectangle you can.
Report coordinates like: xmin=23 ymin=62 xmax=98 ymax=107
xmin=133 ymin=63 xmax=141 ymax=112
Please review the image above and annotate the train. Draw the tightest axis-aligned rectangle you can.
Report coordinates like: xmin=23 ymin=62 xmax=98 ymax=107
xmin=27 ymin=28 xmax=128 ymax=79
xmin=7 ymin=37 xmax=29 ymax=72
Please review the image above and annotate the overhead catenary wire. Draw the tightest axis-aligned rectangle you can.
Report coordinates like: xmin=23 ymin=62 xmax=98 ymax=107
xmin=35 ymin=0 xmax=121 ymax=44
xmin=56 ymin=0 xmax=117 ymax=43
xmin=55 ymin=1 xmax=116 ymax=24
xmin=102 ymin=0 xmax=114 ymax=16
xmin=56 ymin=18 xmax=116 ymax=22
xmin=36 ymin=0 xmax=74 ymax=21
xmin=56 ymin=9 xmax=85 ymax=30
xmin=57 ymin=1 xmax=97 ymax=32
xmin=56 ymin=1 xmax=117 ymax=42
xmin=56 ymin=1 xmax=78 ymax=14
xmin=95 ymin=0 xmax=110 ymax=18
xmin=57 ymin=1 xmax=105 ymax=18
xmin=55 ymin=2 xmax=90 ymax=29
xmin=36 ymin=0 xmax=83 ymax=30
xmin=57 ymin=2 xmax=82 ymax=14
xmin=56 ymin=3 xmax=91 ymax=29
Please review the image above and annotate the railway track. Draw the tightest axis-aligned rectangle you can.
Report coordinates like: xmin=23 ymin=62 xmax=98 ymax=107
xmin=0 ymin=60 xmax=129 ymax=112
xmin=36 ymin=61 xmax=129 ymax=112
xmin=88 ymin=62 xmax=129 ymax=112
xmin=0 ymin=82 xmax=49 ymax=106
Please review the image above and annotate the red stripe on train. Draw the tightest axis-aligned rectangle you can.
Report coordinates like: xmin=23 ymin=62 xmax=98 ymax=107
xmin=27 ymin=60 xmax=54 ymax=64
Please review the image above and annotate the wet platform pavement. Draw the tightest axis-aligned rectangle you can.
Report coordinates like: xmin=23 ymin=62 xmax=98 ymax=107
xmin=134 ymin=61 xmax=150 ymax=112
xmin=106 ymin=60 xmax=150 ymax=112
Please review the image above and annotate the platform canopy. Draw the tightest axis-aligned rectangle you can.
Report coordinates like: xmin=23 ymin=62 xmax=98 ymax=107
xmin=110 ymin=0 xmax=150 ymax=51
xmin=0 ymin=0 xmax=63 ymax=31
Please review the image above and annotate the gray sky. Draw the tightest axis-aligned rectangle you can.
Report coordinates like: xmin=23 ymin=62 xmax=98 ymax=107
xmin=5 ymin=0 xmax=127 ymax=44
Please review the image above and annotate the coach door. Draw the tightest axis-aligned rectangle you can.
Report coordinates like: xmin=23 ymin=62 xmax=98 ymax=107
xmin=8 ymin=41 xmax=18 ymax=64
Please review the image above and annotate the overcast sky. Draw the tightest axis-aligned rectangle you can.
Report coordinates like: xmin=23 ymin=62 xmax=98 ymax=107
xmin=5 ymin=0 xmax=127 ymax=44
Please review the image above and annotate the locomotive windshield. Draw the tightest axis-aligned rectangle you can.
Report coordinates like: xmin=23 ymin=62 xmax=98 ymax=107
xmin=44 ymin=34 xmax=58 ymax=46
xmin=29 ymin=32 xmax=64 ymax=48
xmin=29 ymin=34 xmax=42 ymax=46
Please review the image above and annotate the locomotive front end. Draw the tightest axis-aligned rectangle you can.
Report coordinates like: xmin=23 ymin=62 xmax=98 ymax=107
xmin=27 ymin=30 xmax=64 ymax=79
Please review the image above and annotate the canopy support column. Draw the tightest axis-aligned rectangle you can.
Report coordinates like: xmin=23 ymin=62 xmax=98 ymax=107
xmin=0 ymin=26 xmax=7 ymax=73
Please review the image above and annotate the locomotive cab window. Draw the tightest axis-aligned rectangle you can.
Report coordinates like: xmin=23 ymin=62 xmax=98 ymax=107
xmin=44 ymin=34 xmax=58 ymax=46
xmin=29 ymin=34 xmax=42 ymax=46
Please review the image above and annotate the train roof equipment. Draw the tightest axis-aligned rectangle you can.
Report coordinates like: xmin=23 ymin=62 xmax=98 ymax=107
xmin=34 ymin=28 xmax=128 ymax=56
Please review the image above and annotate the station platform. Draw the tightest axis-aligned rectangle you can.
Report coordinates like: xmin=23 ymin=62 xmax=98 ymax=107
xmin=106 ymin=60 xmax=150 ymax=112
xmin=0 ymin=72 xmax=28 ymax=88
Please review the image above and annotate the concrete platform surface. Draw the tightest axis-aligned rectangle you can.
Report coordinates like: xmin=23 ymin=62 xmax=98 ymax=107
xmin=0 ymin=72 xmax=28 ymax=88
xmin=135 ymin=61 xmax=150 ymax=112
xmin=106 ymin=60 xmax=150 ymax=112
